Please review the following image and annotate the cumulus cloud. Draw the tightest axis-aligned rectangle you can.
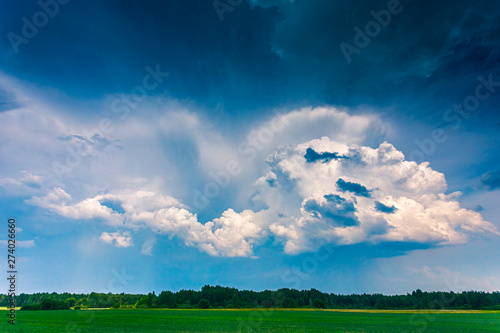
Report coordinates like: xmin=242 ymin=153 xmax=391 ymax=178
xmin=257 ymin=137 xmax=499 ymax=253
xmin=28 ymin=187 xmax=273 ymax=257
xmin=100 ymin=231 xmax=133 ymax=248
xmin=150 ymin=208 xmax=272 ymax=257
xmin=27 ymin=189 xmax=183 ymax=228
xmin=250 ymin=106 xmax=386 ymax=149
xmin=1 ymin=79 xmax=387 ymax=207
xmin=28 ymin=136 xmax=498 ymax=257
xmin=27 ymin=188 xmax=123 ymax=225
xmin=17 ymin=100 xmax=497 ymax=257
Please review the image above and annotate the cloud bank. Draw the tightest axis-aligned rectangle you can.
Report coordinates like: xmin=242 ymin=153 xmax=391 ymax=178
xmin=2 ymin=78 xmax=493 ymax=258
xmin=27 ymin=129 xmax=498 ymax=257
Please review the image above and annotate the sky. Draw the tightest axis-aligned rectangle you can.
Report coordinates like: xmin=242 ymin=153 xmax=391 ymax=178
xmin=0 ymin=0 xmax=499 ymax=295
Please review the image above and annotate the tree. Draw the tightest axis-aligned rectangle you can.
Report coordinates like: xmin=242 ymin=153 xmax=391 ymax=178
xmin=283 ymin=298 xmax=298 ymax=308
xmin=313 ymin=298 xmax=326 ymax=309
xmin=147 ymin=292 xmax=155 ymax=308
xmin=135 ymin=296 xmax=150 ymax=308
xmin=198 ymin=298 xmax=210 ymax=309
xmin=6 ymin=288 xmax=500 ymax=311
xmin=65 ymin=298 xmax=76 ymax=307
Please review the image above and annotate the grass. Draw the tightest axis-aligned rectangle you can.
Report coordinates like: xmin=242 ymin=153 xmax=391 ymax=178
xmin=0 ymin=308 xmax=499 ymax=332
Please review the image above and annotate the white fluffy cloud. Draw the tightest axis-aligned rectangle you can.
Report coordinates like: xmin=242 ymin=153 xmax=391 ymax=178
xmin=6 ymin=88 xmax=493 ymax=258
xmin=150 ymin=207 xmax=272 ymax=257
xmin=28 ymin=187 xmax=273 ymax=257
xmin=27 ymin=136 xmax=498 ymax=257
xmin=99 ymin=231 xmax=133 ymax=248
xmin=256 ymin=137 xmax=498 ymax=253
xmin=27 ymin=188 xmax=123 ymax=225
xmin=27 ymin=189 xmax=182 ymax=227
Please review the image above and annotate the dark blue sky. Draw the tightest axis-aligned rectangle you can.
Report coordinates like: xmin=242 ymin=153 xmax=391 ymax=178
xmin=0 ymin=0 xmax=499 ymax=294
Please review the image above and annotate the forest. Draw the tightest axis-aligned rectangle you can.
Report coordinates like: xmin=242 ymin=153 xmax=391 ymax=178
xmin=2 ymin=286 xmax=500 ymax=310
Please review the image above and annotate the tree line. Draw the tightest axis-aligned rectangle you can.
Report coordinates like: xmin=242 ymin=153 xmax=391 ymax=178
xmin=2 ymin=286 xmax=499 ymax=310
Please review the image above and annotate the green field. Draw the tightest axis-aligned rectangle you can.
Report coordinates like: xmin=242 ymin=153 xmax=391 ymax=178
xmin=1 ymin=309 xmax=499 ymax=333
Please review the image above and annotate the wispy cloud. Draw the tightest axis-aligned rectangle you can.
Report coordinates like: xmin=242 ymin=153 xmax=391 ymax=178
xmin=140 ymin=236 xmax=157 ymax=256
